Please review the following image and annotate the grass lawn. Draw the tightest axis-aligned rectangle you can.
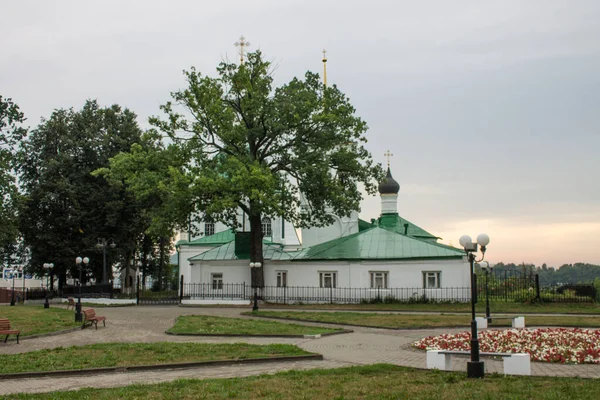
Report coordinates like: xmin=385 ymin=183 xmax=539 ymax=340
xmin=11 ymin=364 xmax=600 ymax=400
xmin=0 ymin=342 xmax=312 ymax=374
xmin=167 ymin=315 xmax=344 ymax=335
xmin=0 ymin=305 xmax=80 ymax=336
xmin=265 ymin=301 xmax=600 ymax=314
xmin=246 ymin=311 xmax=600 ymax=329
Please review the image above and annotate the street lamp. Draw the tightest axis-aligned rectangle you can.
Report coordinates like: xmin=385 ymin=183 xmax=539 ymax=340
xmin=96 ymin=238 xmax=116 ymax=285
xmin=480 ymin=261 xmax=493 ymax=323
xmin=250 ymin=262 xmax=261 ymax=311
xmin=459 ymin=232 xmax=490 ymax=379
xmin=9 ymin=266 xmax=22 ymax=306
xmin=43 ymin=263 xmax=54 ymax=309
xmin=75 ymin=256 xmax=90 ymax=322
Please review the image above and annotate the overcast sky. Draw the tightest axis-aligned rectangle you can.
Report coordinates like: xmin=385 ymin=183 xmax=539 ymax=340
xmin=2 ymin=0 xmax=599 ymax=267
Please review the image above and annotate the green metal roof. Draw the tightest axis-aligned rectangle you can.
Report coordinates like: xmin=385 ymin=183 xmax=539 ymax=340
xmin=377 ymin=213 xmax=440 ymax=239
xmin=184 ymin=229 xmax=236 ymax=246
xmin=358 ymin=218 xmax=375 ymax=232
xmin=180 ymin=229 xmax=279 ymax=247
xmin=292 ymin=227 xmax=464 ymax=261
xmin=188 ymin=242 xmax=294 ymax=261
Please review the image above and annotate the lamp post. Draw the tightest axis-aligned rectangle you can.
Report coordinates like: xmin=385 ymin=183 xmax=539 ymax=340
xmin=9 ymin=267 xmax=21 ymax=306
xmin=96 ymin=238 xmax=116 ymax=285
xmin=74 ymin=256 xmax=89 ymax=322
xmin=250 ymin=262 xmax=261 ymax=311
xmin=43 ymin=263 xmax=54 ymax=308
xmin=480 ymin=261 xmax=493 ymax=323
xmin=459 ymin=233 xmax=491 ymax=379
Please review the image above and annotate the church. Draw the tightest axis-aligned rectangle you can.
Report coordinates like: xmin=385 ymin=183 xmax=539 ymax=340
xmin=176 ymin=165 xmax=470 ymax=304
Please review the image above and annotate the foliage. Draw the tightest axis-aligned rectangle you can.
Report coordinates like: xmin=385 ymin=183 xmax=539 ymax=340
xmin=145 ymin=50 xmax=383 ymax=286
xmin=414 ymin=327 xmax=600 ymax=364
xmin=0 ymin=342 xmax=311 ymax=374
xmin=491 ymin=261 xmax=600 ymax=286
xmin=167 ymin=315 xmax=342 ymax=335
xmin=0 ymin=95 xmax=27 ymax=264
xmin=17 ymin=100 xmax=143 ymax=286
xmin=10 ymin=364 xmax=600 ymax=400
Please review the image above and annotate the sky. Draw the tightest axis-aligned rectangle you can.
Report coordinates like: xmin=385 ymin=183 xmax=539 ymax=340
xmin=1 ymin=0 xmax=599 ymax=268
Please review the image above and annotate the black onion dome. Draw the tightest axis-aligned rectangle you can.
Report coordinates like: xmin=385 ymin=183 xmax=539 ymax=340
xmin=378 ymin=168 xmax=400 ymax=194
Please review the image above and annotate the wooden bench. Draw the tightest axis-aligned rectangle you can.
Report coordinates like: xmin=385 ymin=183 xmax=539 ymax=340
xmin=476 ymin=316 xmax=525 ymax=329
xmin=66 ymin=297 xmax=76 ymax=310
xmin=0 ymin=318 xmax=21 ymax=344
xmin=82 ymin=308 xmax=106 ymax=330
xmin=427 ymin=350 xmax=531 ymax=375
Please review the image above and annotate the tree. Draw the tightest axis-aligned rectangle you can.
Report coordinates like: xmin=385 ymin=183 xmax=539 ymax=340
xmin=0 ymin=96 xmax=27 ymax=265
xmin=150 ymin=50 xmax=383 ymax=287
xmin=95 ymin=129 xmax=194 ymax=290
xmin=18 ymin=100 xmax=143 ymax=288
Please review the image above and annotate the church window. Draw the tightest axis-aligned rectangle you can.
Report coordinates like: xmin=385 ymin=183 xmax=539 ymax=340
xmin=422 ymin=271 xmax=441 ymax=289
xmin=319 ymin=272 xmax=337 ymax=288
xmin=276 ymin=271 xmax=287 ymax=287
xmin=262 ymin=217 xmax=272 ymax=237
xmin=204 ymin=222 xmax=215 ymax=236
xmin=211 ymin=273 xmax=223 ymax=290
xmin=370 ymin=271 xmax=388 ymax=289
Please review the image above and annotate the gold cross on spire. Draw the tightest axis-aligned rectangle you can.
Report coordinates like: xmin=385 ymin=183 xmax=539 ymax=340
xmin=234 ymin=35 xmax=250 ymax=64
xmin=384 ymin=150 xmax=393 ymax=167
xmin=322 ymin=48 xmax=328 ymax=87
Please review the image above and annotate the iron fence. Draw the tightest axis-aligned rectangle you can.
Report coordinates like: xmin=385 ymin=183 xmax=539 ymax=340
xmin=181 ymin=283 xmax=473 ymax=304
xmin=182 ymin=278 xmax=597 ymax=304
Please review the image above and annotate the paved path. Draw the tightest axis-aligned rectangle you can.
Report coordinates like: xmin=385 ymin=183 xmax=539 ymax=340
xmin=1 ymin=306 xmax=599 ymax=395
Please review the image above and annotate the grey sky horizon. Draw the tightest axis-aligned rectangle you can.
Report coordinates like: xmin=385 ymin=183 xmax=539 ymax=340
xmin=2 ymin=0 xmax=598 ymax=267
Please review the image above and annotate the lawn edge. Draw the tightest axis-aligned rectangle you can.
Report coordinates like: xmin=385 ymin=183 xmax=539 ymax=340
xmin=3 ymin=326 xmax=82 ymax=341
xmin=0 ymin=354 xmax=323 ymax=380
xmin=164 ymin=329 xmax=353 ymax=338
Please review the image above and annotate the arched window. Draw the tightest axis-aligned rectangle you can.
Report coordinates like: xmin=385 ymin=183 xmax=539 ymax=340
xmin=204 ymin=222 xmax=215 ymax=236
xmin=262 ymin=217 xmax=272 ymax=237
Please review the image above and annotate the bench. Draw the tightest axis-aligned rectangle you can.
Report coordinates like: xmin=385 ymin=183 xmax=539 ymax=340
xmin=66 ymin=297 xmax=76 ymax=310
xmin=0 ymin=318 xmax=21 ymax=344
xmin=82 ymin=308 xmax=106 ymax=330
xmin=475 ymin=316 xmax=525 ymax=329
xmin=427 ymin=350 xmax=530 ymax=375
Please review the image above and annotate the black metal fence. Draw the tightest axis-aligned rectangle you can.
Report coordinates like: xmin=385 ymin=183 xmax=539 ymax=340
xmin=476 ymin=273 xmax=597 ymax=303
xmin=181 ymin=283 xmax=473 ymax=304
xmin=9 ymin=273 xmax=595 ymax=305
xmin=182 ymin=278 xmax=597 ymax=304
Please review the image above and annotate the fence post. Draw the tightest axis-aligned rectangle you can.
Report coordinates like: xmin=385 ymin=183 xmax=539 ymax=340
xmin=179 ymin=274 xmax=184 ymax=304
xmin=535 ymin=274 xmax=540 ymax=301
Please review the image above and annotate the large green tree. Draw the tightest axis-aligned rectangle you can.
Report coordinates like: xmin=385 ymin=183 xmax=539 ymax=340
xmin=95 ymin=129 xmax=194 ymax=289
xmin=150 ymin=51 xmax=383 ymax=287
xmin=0 ymin=96 xmax=27 ymax=264
xmin=18 ymin=100 xmax=143 ymax=288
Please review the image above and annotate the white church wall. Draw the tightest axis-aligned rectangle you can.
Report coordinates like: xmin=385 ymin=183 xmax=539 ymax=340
xmin=301 ymin=211 xmax=359 ymax=248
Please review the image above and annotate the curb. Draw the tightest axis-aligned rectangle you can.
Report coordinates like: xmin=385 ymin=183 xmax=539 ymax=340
xmin=2 ymin=326 xmax=82 ymax=342
xmin=164 ymin=329 xmax=353 ymax=338
xmin=243 ymin=314 xmax=478 ymax=331
xmin=0 ymin=354 xmax=324 ymax=380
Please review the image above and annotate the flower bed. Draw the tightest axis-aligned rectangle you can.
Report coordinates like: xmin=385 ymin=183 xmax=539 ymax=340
xmin=413 ymin=328 xmax=600 ymax=364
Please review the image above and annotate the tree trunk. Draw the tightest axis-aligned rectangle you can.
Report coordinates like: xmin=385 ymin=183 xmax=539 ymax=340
xmin=124 ymin=250 xmax=132 ymax=294
xmin=249 ymin=214 xmax=264 ymax=288
xmin=158 ymin=237 xmax=165 ymax=291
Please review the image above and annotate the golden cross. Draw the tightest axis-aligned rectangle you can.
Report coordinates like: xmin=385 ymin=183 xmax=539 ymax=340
xmin=322 ymin=49 xmax=327 ymax=61
xmin=234 ymin=35 xmax=250 ymax=64
xmin=384 ymin=150 xmax=393 ymax=167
